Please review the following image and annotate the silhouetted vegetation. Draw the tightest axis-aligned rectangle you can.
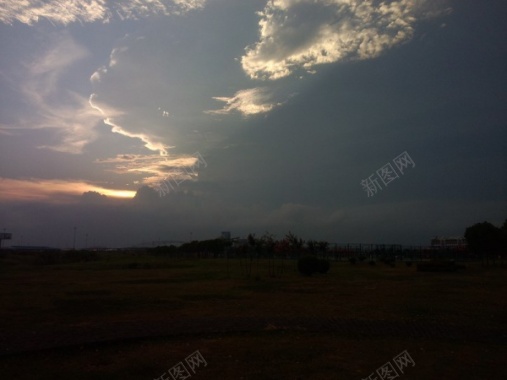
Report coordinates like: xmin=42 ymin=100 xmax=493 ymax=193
xmin=138 ymin=219 xmax=507 ymax=276
xmin=319 ymin=258 xmax=330 ymax=274
xmin=417 ymin=261 xmax=465 ymax=272
xmin=297 ymin=256 xmax=330 ymax=276
xmin=36 ymin=250 xmax=99 ymax=265
xmin=465 ymin=219 xmax=506 ymax=266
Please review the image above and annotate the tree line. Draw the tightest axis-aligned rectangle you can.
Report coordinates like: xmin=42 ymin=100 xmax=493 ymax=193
xmin=148 ymin=219 xmax=507 ymax=263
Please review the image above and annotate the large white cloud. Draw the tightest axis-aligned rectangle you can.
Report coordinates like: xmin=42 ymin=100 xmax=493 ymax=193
xmin=0 ymin=0 xmax=207 ymax=25
xmin=242 ymin=0 xmax=451 ymax=80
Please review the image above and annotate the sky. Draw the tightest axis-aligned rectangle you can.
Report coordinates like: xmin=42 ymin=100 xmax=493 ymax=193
xmin=0 ymin=0 xmax=506 ymax=248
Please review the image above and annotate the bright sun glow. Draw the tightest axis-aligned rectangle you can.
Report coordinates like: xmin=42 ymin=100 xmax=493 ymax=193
xmin=0 ymin=178 xmax=136 ymax=202
xmin=92 ymin=187 xmax=137 ymax=198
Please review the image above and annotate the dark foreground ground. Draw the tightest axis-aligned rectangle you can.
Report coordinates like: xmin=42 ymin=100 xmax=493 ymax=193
xmin=0 ymin=252 xmax=505 ymax=379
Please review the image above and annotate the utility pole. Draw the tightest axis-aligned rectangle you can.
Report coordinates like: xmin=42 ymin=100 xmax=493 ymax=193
xmin=73 ymin=226 xmax=77 ymax=250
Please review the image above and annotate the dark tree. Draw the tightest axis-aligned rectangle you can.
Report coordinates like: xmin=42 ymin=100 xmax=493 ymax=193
xmin=306 ymin=239 xmax=317 ymax=254
xmin=501 ymin=219 xmax=507 ymax=265
xmin=317 ymin=241 xmax=329 ymax=257
xmin=285 ymin=231 xmax=304 ymax=252
xmin=260 ymin=232 xmax=276 ymax=254
xmin=464 ymin=221 xmax=502 ymax=265
xmin=247 ymin=233 xmax=257 ymax=249
xmin=260 ymin=232 xmax=277 ymax=277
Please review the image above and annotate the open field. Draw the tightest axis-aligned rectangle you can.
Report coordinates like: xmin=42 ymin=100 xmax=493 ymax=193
xmin=0 ymin=252 xmax=506 ymax=379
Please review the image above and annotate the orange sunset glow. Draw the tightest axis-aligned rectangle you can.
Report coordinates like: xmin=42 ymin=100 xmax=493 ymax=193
xmin=0 ymin=178 xmax=136 ymax=203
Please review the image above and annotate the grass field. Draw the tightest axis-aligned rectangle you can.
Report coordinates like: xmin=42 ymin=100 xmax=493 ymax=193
xmin=0 ymin=252 xmax=505 ymax=379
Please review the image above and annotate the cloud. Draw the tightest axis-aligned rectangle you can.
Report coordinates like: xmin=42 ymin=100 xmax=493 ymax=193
xmin=0 ymin=33 xmax=104 ymax=154
xmin=87 ymin=32 xmax=212 ymax=190
xmin=265 ymin=203 xmax=327 ymax=227
xmin=0 ymin=0 xmax=207 ymax=25
xmin=89 ymin=94 xmax=171 ymax=157
xmin=20 ymin=33 xmax=90 ymax=109
xmin=35 ymin=93 xmax=103 ymax=154
xmin=242 ymin=0 xmax=451 ymax=80
xmin=81 ymin=191 xmax=110 ymax=204
xmin=88 ymin=36 xmax=174 ymax=159
xmin=0 ymin=178 xmax=136 ymax=203
xmin=95 ymin=152 xmax=198 ymax=185
xmin=86 ymin=30 xmax=216 ymax=189
xmin=89 ymin=47 xmax=128 ymax=84
xmin=206 ymin=87 xmax=284 ymax=116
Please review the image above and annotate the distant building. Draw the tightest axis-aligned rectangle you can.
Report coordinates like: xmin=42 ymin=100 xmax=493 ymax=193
xmin=431 ymin=236 xmax=467 ymax=249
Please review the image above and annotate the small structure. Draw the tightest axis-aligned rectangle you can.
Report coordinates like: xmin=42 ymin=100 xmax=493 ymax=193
xmin=0 ymin=232 xmax=12 ymax=250
xmin=431 ymin=236 xmax=467 ymax=250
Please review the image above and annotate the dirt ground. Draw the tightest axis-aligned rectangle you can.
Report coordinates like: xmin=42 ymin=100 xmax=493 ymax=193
xmin=0 ymin=254 xmax=505 ymax=379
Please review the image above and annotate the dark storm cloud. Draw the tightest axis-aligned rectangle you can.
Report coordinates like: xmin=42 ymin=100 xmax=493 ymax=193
xmin=0 ymin=0 xmax=505 ymax=247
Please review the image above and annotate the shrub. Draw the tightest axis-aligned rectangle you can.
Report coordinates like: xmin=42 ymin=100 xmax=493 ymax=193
xmin=358 ymin=254 xmax=366 ymax=262
xmin=298 ymin=256 xmax=319 ymax=275
xmin=405 ymin=261 xmax=413 ymax=267
xmin=381 ymin=256 xmax=395 ymax=267
xmin=349 ymin=257 xmax=357 ymax=265
xmin=319 ymin=259 xmax=330 ymax=274
xmin=417 ymin=261 xmax=462 ymax=272
xmin=369 ymin=260 xmax=376 ymax=266
xmin=297 ymin=256 xmax=330 ymax=276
